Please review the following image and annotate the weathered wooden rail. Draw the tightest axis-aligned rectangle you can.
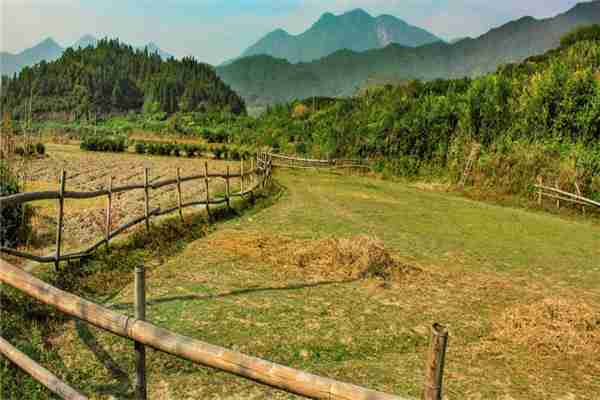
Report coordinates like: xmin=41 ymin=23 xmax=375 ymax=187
xmin=271 ymin=153 xmax=369 ymax=170
xmin=535 ymin=178 xmax=600 ymax=213
xmin=1 ymin=150 xmax=449 ymax=400
xmin=0 ymin=259 xmax=449 ymax=400
xmin=0 ymin=152 xmax=273 ymax=265
xmin=0 ymin=336 xmax=88 ymax=400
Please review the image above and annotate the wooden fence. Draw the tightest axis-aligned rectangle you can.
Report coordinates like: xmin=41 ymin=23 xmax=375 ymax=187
xmin=535 ymin=177 xmax=600 ymax=213
xmin=0 ymin=152 xmax=273 ymax=267
xmin=0 ymin=151 xmax=449 ymax=400
xmin=271 ymin=153 xmax=369 ymax=170
xmin=0 ymin=258 xmax=449 ymax=400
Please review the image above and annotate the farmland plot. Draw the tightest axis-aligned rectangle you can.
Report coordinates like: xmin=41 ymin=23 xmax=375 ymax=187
xmin=17 ymin=144 xmax=247 ymax=257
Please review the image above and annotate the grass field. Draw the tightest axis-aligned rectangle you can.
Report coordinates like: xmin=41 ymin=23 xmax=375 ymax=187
xmin=39 ymin=166 xmax=600 ymax=400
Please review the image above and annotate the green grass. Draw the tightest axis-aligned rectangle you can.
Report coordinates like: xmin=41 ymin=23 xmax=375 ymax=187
xmin=8 ymin=169 xmax=600 ymax=399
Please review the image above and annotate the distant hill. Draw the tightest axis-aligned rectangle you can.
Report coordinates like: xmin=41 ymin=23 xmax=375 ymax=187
xmin=1 ymin=38 xmax=63 ymax=77
xmin=1 ymin=35 xmax=173 ymax=76
xmin=1 ymin=39 xmax=244 ymax=119
xmin=218 ymin=0 xmax=600 ymax=105
xmin=240 ymin=9 xmax=442 ymax=63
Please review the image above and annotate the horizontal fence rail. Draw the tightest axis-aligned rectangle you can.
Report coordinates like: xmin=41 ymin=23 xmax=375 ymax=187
xmin=0 ymin=259 xmax=411 ymax=400
xmin=535 ymin=183 xmax=600 ymax=210
xmin=0 ymin=170 xmax=256 ymax=207
xmin=0 ymin=153 xmax=272 ymax=264
xmin=271 ymin=153 xmax=369 ymax=170
xmin=1 ymin=151 xmax=449 ymax=399
xmin=0 ymin=336 xmax=88 ymax=400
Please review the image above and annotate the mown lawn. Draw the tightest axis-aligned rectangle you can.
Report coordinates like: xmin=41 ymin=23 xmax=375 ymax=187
xmin=51 ymin=168 xmax=600 ymax=399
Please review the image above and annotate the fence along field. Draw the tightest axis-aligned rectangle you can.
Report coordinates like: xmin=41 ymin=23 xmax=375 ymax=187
xmin=9 ymin=147 xmax=251 ymax=257
xmin=0 ymin=151 xmax=451 ymax=400
xmin=271 ymin=153 xmax=369 ymax=170
xmin=0 ymin=153 xmax=271 ymax=268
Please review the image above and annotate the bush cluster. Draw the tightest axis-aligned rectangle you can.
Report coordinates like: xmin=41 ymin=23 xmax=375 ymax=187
xmin=14 ymin=142 xmax=45 ymax=157
xmin=134 ymin=141 xmax=207 ymax=158
xmin=0 ymin=162 xmax=25 ymax=247
xmin=133 ymin=140 xmax=254 ymax=160
xmin=80 ymin=135 xmax=128 ymax=152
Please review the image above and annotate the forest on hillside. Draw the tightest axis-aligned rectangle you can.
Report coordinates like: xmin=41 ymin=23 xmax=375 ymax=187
xmin=0 ymin=39 xmax=246 ymax=119
xmin=7 ymin=27 xmax=600 ymax=200
xmin=207 ymin=26 xmax=600 ymax=198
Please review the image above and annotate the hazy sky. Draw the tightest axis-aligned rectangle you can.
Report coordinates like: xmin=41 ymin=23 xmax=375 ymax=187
xmin=0 ymin=0 xmax=589 ymax=65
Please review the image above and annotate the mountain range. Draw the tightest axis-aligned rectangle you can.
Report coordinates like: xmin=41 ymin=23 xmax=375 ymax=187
xmin=217 ymin=1 xmax=600 ymax=105
xmin=1 ymin=35 xmax=172 ymax=76
xmin=239 ymin=9 xmax=442 ymax=64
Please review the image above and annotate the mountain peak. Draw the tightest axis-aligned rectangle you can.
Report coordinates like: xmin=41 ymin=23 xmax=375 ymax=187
xmin=239 ymin=8 xmax=440 ymax=63
xmin=38 ymin=37 xmax=61 ymax=48
xmin=317 ymin=12 xmax=336 ymax=23
xmin=269 ymin=28 xmax=291 ymax=37
xmin=344 ymin=8 xmax=372 ymax=19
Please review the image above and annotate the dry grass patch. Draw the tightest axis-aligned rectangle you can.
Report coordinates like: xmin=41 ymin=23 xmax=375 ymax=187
xmin=491 ymin=297 xmax=600 ymax=357
xmin=208 ymin=232 xmax=421 ymax=282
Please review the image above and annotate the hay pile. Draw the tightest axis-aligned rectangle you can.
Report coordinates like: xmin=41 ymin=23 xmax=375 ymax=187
xmin=291 ymin=235 xmax=416 ymax=280
xmin=209 ymin=232 xmax=418 ymax=281
xmin=493 ymin=298 xmax=600 ymax=356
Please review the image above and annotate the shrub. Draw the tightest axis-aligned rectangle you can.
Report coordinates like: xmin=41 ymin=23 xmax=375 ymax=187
xmin=35 ymin=142 xmax=45 ymax=155
xmin=173 ymin=146 xmax=181 ymax=157
xmin=213 ymin=146 xmax=224 ymax=159
xmin=80 ymin=135 xmax=127 ymax=153
xmin=135 ymin=142 xmax=147 ymax=154
xmin=147 ymin=143 xmax=159 ymax=155
xmin=185 ymin=144 xmax=196 ymax=158
xmin=0 ymin=162 xmax=25 ymax=247
xmin=25 ymin=143 xmax=36 ymax=156
xmin=157 ymin=144 xmax=170 ymax=156
xmin=295 ymin=142 xmax=307 ymax=155
xmin=229 ymin=146 xmax=241 ymax=161
xmin=14 ymin=147 xmax=25 ymax=157
xmin=241 ymin=147 xmax=253 ymax=160
xmin=195 ymin=144 xmax=206 ymax=157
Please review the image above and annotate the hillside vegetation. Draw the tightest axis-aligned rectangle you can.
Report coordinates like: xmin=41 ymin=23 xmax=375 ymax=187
xmin=214 ymin=26 xmax=600 ymax=201
xmin=0 ymin=39 xmax=245 ymax=120
xmin=217 ymin=1 xmax=600 ymax=105
xmin=24 ymin=27 xmax=600 ymax=204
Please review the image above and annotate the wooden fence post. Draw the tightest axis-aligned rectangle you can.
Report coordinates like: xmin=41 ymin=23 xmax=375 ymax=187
xmin=574 ymin=181 xmax=586 ymax=216
xmin=226 ymin=166 xmax=231 ymax=209
xmin=240 ymin=159 xmax=244 ymax=194
xmin=176 ymin=168 xmax=183 ymax=222
xmin=555 ymin=180 xmax=560 ymax=209
xmin=105 ymin=176 xmax=113 ymax=252
xmin=423 ymin=323 xmax=448 ymax=400
xmin=250 ymin=158 xmax=255 ymax=187
xmin=537 ymin=176 xmax=543 ymax=206
xmin=144 ymin=168 xmax=150 ymax=231
xmin=134 ymin=264 xmax=147 ymax=400
xmin=204 ymin=161 xmax=211 ymax=220
xmin=54 ymin=170 xmax=66 ymax=271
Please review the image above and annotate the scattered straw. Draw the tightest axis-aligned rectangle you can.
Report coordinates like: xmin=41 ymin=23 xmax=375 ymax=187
xmin=492 ymin=298 xmax=600 ymax=356
xmin=208 ymin=232 xmax=419 ymax=282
